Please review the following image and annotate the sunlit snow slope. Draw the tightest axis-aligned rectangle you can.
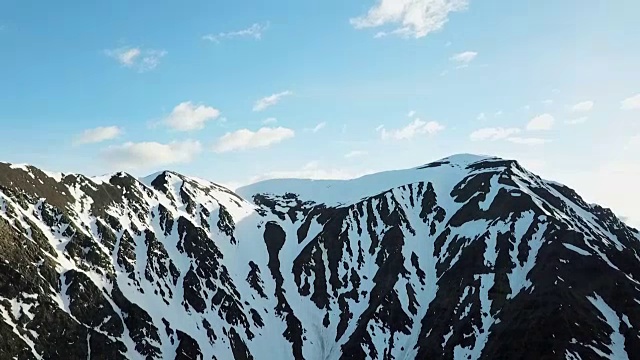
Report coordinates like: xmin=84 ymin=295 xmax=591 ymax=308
xmin=0 ymin=154 xmax=638 ymax=360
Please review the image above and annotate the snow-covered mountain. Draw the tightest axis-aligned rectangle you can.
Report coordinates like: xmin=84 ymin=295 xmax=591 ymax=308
xmin=0 ymin=154 xmax=638 ymax=360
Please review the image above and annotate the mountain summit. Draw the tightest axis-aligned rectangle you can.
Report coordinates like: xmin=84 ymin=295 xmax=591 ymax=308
xmin=0 ymin=155 xmax=638 ymax=359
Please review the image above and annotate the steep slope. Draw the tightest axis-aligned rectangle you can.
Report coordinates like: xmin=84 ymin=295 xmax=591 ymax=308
xmin=0 ymin=155 xmax=638 ymax=360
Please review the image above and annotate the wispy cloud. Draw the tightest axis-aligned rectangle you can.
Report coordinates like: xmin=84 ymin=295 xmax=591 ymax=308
xmin=476 ymin=111 xmax=503 ymax=120
xmin=74 ymin=126 xmax=122 ymax=145
xmin=469 ymin=127 xmax=520 ymax=141
xmin=310 ymin=122 xmax=326 ymax=133
xmin=104 ymin=46 xmax=167 ymax=72
xmin=213 ymin=127 xmax=294 ymax=153
xmin=407 ymin=110 xmax=416 ymax=117
xmin=203 ymin=22 xmax=269 ymax=43
xmin=310 ymin=121 xmax=327 ymax=133
xmin=450 ymin=51 xmax=478 ymax=64
xmin=526 ymin=113 xmax=555 ymax=131
xmin=253 ymin=91 xmax=292 ymax=112
xmin=345 ymin=150 xmax=368 ymax=159
xmin=565 ymin=116 xmax=588 ymax=125
xmin=627 ymin=134 xmax=640 ymax=149
xmin=569 ymin=100 xmax=594 ymax=113
xmin=469 ymin=127 xmax=550 ymax=145
xmin=162 ymin=101 xmax=221 ymax=131
xmin=378 ymin=119 xmax=445 ymax=140
xmin=506 ymin=137 xmax=550 ymax=145
xmin=244 ymin=161 xmax=373 ymax=185
xmin=262 ymin=117 xmax=277 ymax=124
xmin=351 ymin=0 xmax=469 ymax=39
xmin=621 ymin=93 xmax=640 ymax=110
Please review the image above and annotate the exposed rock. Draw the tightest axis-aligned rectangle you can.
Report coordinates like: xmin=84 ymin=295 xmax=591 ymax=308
xmin=0 ymin=154 xmax=638 ymax=359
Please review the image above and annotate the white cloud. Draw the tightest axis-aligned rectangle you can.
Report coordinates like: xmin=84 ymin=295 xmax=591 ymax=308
xmin=570 ymin=100 xmax=594 ymax=113
xmin=526 ymin=113 xmax=555 ymax=131
xmin=621 ymin=93 xmax=640 ymax=110
xmin=311 ymin=122 xmax=326 ymax=133
xmin=163 ymin=101 xmax=221 ymax=131
xmin=469 ymin=127 xmax=520 ymax=141
xmin=407 ymin=110 xmax=416 ymax=117
xmin=523 ymin=105 xmax=531 ymax=111
xmin=556 ymin=161 xmax=640 ymax=228
xmin=345 ymin=150 xmax=368 ymax=159
xmin=262 ymin=117 xmax=277 ymax=124
xmin=74 ymin=126 xmax=122 ymax=145
xmin=246 ymin=161 xmax=373 ymax=184
xmin=469 ymin=127 xmax=549 ymax=145
xmin=253 ymin=91 xmax=292 ymax=112
xmin=542 ymin=99 xmax=554 ymax=106
xmin=102 ymin=140 xmax=202 ymax=170
xmin=565 ymin=116 xmax=588 ymax=125
xmin=477 ymin=112 xmax=486 ymax=121
xmin=378 ymin=119 xmax=445 ymax=140
xmin=628 ymin=134 xmax=640 ymax=148
xmin=202 ymin=22 xmax=269 ymax=42
xmin=213 ymin=127 xmax=294 ymax=153
xmin=350 ymin=0 xmax=469 ymax=39
xmin=105 ymin=46 xmax=167 ymax=72
xmin=109 ymin=48 xmax=140 ymax=66
xmin=494 ymin=110 xmax=503 ymax=117
xmin=506 ymin=137 xmax=550 ymax=145
xmin=450 ymin=51 xmax=478 ymax=63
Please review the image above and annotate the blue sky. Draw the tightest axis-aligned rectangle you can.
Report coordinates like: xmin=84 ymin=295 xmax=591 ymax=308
xmin=1 ymin=0 xmax=639 ymax=225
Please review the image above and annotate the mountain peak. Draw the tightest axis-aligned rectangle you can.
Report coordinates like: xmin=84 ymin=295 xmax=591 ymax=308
xmin=0 ymin=154 xmax=638 ymax=359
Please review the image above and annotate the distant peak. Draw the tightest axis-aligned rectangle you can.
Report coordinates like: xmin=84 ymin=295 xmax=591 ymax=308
xmin=415 ymin=153 xmax=498 ymax=170
xmin=140 ymin=170 xmax=180 ymax=184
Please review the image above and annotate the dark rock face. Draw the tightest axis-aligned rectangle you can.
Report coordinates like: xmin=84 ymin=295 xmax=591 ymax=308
xmin=0 ymin=155 xmax=638 ymax=359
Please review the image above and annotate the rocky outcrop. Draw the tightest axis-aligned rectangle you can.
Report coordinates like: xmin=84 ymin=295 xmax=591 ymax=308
xmin=0 ymin=155 xmax=638 ymax=359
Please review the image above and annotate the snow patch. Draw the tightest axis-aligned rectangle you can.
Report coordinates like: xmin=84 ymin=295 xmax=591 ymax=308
xmin=587 ymin=294 xmax=629 ymax=360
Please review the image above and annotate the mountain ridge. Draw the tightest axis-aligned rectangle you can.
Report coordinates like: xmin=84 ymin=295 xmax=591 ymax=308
xmin=0 ymin=154 xmax=638 ymax=359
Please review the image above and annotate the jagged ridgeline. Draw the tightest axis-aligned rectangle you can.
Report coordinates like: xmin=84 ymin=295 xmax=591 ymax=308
xmin=0 ymin=154 xmax=638 ymax=360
